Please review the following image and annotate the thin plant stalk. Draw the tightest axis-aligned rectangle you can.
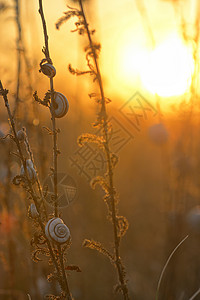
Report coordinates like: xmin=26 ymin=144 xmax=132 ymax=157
xmin=23 ymin=129 xmax=48 ymax=220
xmin=38 ymin=0 xmax=58 ymax=217
xmin=38 ymin=1 xmax=72 ymax=298
xmin=78 ymin=1 xmax=130 ymax=298
xmin=12 ymin=0 xmax=22 ymax=118
xmin=0 ymin=81 xmax=71 ymax=299
xmin=155 ymin=235 xmax=189 ymax=300
xmin=50 ymin=78 xmax=58 ymax=217
xmin=3 ymin=153 xmax=15 ymax=300
xmin=188 ymin=288 xmax=200 ymax=300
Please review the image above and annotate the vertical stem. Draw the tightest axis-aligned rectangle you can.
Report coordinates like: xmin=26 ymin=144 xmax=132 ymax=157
xmin=78 ymin=1 xmax=130 ymax=299
xmin=38 ymin=0 xmax=58 ymax=217
xmin=0 ymin=81 xmax=70 ymax=299
xmin=4 ymin=154 xmax=15 ymax=300
xmin=38 ymin=0 xmax=51 ymax=61
xmin=50 ymin=78 xmax=58 ymax=217
xmin=12 ymin=0 xmax=22 ymax=118
xmin=58 ymin=244 xmax=72 ymax=300
xmin=37 ymin=0 xmax=72 ymax=297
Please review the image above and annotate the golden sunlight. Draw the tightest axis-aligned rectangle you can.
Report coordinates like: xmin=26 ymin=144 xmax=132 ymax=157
xmin=120 ymin=35 xmax=194 ymax=97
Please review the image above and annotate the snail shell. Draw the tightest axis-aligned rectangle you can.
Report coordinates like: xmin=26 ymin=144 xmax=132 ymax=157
xmin=45 ymin=218 xmax=70 ymax=244
xmin=20 ymin=160 xmax=37 ymax=183
xmin=53 ymin=92 xmax=69 ymax=118
xmin=29 ymin=203 xmax=39 ymax=219
xmin=40 ymin=63 xmax=56 ymax=78
xmin=17 ymin=130 xmax=25 ymax=142
xmin=26 ymin=159 xmax=34 ymax=168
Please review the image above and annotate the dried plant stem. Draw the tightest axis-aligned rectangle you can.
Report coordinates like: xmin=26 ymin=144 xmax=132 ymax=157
xmin=38 ymin=0 xmax=51 ymax=61
xmin=50 ymin=78 xmax=58 ymax=217
xmin=2 ymin=127 xmax=16 ymax=300
xmin=38 ymin=0 xmax=58 ymax=217
xmin=156 ymin=235 xmax=189 ymax=300
xmin=78 ymin=1 xmax=130 ymax=298
xmin=188 ymin=288 xmax=200 ymax=300
xmin=24 ymin=131 xmax=48 ymax=220
xmin=38 ymin=1 xmax=72 ymax=298
xmin=3 ymin=3 xmax=22 ymax=293
xmin=0 ymin=81 xmax=70 ymax=299
xmin=12 ymin=0 xmax=22 ymax=118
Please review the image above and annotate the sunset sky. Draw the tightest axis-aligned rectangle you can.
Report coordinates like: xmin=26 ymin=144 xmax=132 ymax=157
xmin=0 ymin=0 xmax=199 ymax=108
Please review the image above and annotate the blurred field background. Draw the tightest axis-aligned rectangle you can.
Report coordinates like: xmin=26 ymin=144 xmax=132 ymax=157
xmin=1 ymin=0 xmax=200 ymax=299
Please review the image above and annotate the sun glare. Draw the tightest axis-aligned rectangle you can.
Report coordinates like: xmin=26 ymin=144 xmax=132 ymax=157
xmin=120 ymin=35 xmax=194 ymax=97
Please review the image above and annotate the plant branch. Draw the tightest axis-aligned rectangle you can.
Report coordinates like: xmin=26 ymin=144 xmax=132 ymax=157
xmin=38 ymin=1 xmax=72 ymax=298
xmin=38 ymin=0 xmax=59 ymax=218
xmin=156 ymin=235 xmax=189 ymax=300
xmin=0 ymin=81 xmax=68 ymax=298
xmin=12 ymin=0 xmax=22 ymax=118
xmin=77 ymin=1 xmax=130 ymax=298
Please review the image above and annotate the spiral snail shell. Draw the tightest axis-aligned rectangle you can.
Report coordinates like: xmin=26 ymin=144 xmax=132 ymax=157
xmin=17 ymin=130 xmax=25 ymax=142
xmin=20 ymin=160 xmax=37 ymax=183
xmin=29 ymin=203 xmax=39 ymax=219
xmin=45 ymin=218 xmax=70 ymax=244
xmin=53 ymin=92 xmax=69 ymax=118
xmin=40 ymin=63 xmax=56 ymax=78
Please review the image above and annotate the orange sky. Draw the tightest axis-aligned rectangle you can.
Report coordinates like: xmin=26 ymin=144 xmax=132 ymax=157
xmin=0 ymin=0 xmax=199 ymax=110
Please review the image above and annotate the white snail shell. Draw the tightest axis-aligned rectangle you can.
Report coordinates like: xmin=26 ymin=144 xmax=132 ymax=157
xmin=17 ymin=130 xmax=25 ymax=142
xmin=53 ymin=92 xmax=69 ymax=118
xmin=20 ymin=160 xmax=37 ymax=183
xmin=40 ymin=63 xmax=56 ymax=78
xmin=45 ymin=218 xmax=70 ymax=244
xmin=29 ymin=203 xmax=39 ymax=219
xmin=26 ymin=159 xmax=34 ymax=168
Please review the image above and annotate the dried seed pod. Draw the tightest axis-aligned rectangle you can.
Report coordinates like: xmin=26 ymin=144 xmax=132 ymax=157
xmin=40 ymin=63 xmax=56 ymax=78
xmin=53 ymin=92 xmax=69 ymax=118
xmin=45 ymin=218 xmax=70 ymax=244
xmin=29 ymin=203 xmax=39 ymax=219
xmin=20 ymin=160 xmax=37 ymax=183
xmin=17 ymin=130 xmax=25 ymax=142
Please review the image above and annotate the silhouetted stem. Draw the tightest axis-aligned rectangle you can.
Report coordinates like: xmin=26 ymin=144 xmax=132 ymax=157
xmin=24 ymin=131 xmax=48 ymax=220
xmin=12 ymin=0 xmax=22 ymax=118
xmin=78 ymin=1 xmax=130 ymax=299
xmin=38 ymin=0 xmax=58 ymax=217
xmin=38 ymin=1 xmax=72 ymax=298
xmin=0 ymin=81 xmax=70 ymax=299
xmin=50 ymin=78 xmax=58 ymax=217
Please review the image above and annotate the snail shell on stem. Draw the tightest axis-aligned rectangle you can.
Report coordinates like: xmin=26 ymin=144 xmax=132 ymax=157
xmin=29 ymin=203 xmax=39 ymax=219
xmin=40 ymin=63 xmax=56 ymax=78
xmin=17 ymin=130 xmax=25 ymax=142
xmin=45 ymin=218 xmax=70 ymax=244
xmin=26 ymin=159 xmax=34 ymax=168
xmin=20 ymin=160 xmax=37 ymax=183
xmin=52 ymin=92 xmax=69 ymax=118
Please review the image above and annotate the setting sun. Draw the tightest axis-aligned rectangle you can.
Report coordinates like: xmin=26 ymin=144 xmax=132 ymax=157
xmin=120 ymin=35 xmax=194 ymax=97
